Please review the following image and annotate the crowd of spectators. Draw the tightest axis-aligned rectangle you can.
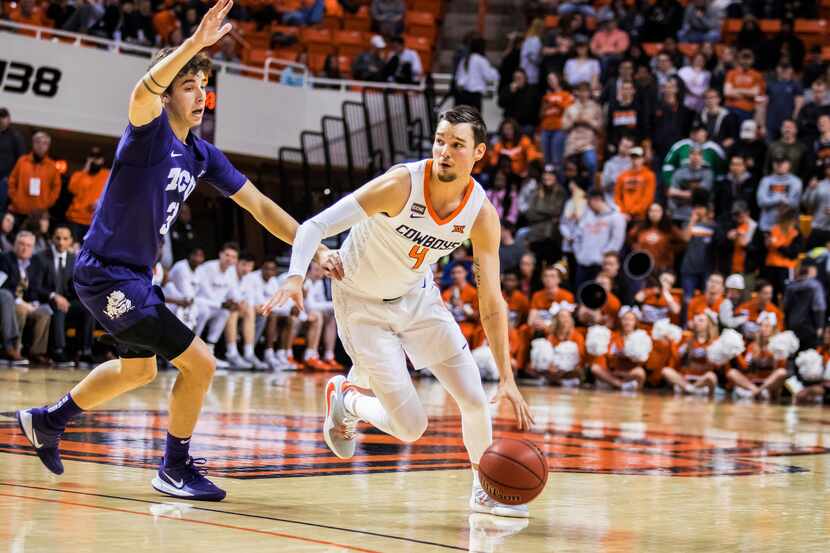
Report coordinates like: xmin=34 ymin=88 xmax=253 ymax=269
xmin=1 ymin=0 xmax=425 ymax=83
xmin=444 ymin=0 xmax=830 ymax=404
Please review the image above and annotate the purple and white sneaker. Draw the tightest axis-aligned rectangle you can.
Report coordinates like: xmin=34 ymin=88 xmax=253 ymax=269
xmin=151 ymin=457 xmax=227 ymax=501
xmin=16 ymin=407 xmax=64 ymax=475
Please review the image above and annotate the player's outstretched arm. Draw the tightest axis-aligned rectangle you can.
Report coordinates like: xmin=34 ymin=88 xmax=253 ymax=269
xmin=260 ymin=166 xmax=410 ymax=314
xmin=128 ymin=0 xmax=234 ymax=126
xmin=470 ymin=201 xmax=535 ymax=431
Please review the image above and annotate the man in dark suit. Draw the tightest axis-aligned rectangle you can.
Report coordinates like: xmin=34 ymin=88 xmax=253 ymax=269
xmin=0 ymin=230 xmax=52 ymax=364
xmin=31 ymin=225 xmax=94 ymax=366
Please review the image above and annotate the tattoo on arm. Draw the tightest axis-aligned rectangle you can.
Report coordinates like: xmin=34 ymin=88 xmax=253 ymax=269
xmin=473 ymin=257 xmax=482 ymax=289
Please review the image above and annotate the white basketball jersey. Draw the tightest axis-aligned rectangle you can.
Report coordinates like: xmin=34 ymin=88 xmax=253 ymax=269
xmin=338 ymin=159 xmax=487 ymax=300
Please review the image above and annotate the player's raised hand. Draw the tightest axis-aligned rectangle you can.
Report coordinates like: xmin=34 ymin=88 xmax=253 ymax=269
xmin=192 ymin=0 xmax=234 ymax=48
xmin=318 ymin=250 xmax=345 ymax=280
xmin=491 ymin=378 xmax=535 ymax=431
xmin=260 ymin=275 xmax=305 ymax=315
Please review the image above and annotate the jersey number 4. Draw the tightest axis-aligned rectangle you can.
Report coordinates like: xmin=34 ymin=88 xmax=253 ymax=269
xmin=408 ymin=245 xmax=429 ymax=270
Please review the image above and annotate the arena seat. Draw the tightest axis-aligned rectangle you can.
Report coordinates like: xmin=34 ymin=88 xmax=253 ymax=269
xmin=343 ymin=5 xmax=371 ymax=31
xmin=334 ymin=30 xmax=369 ymax=58
xmin=405 ymin=11 xmax=437 ymax=43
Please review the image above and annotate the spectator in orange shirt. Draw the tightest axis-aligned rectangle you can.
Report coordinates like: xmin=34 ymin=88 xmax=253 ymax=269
xmin=502 ymin=271 xmax=530 ymax=328
xmin=65 ymin=146 xmax=109 ymax=242
xmin=528 ymin=265 xmax=574 ymax=334
xmin=628 ymin=203 xmax=683 ymax=273
xmin=539 ymin=72 xmax=573 ymax=166
xmin=576 ymin=272 xmax=621 ymax=329
xmin=763 ymin=206 xmax=802 ymax=299
xmin=442 ymin=264 xmax=479 ymax=345
xmin=613 ymin=146 xmax=655 ymax=222
xmin=7 ymin=132 xmax=62 ymax=219
xmin=735 ymin=279 xmax=785 ymax=336
xmin=9 ymin=0 xmax=50 ymax=35
xmin=488 ymin=119 xmax=541 ymax=177
xmin=634 ymin=271 xmax=683 ymax=327
xmin=724 ymin=49 xmax=765 ymax=122
xmin=686 ymin=273 xmax=724 ymax=326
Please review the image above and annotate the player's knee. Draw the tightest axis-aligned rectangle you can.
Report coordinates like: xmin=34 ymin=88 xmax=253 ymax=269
xmin=124 ymin=358 xmax=157 ymax=385
xmin=394 ymin=411 xmax=428 ymax=443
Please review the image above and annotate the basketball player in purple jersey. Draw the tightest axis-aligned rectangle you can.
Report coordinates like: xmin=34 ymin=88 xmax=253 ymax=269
xmin=15 ymin=0 xmax=337 ymax=501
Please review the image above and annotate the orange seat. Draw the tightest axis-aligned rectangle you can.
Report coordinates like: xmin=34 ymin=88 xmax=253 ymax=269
xmin=334 ymin=29 xmax=368 ymax=57
xmin=308 ymin=52 xmax=329 ymax=74
xmin=722 ymin=18 xmax=742 ymax=35
xmin=343 ymin=5 xmax=370 ymax=31
xmin=244 ymin=47 xmax=273 ymax=66
xmin=822 ymin=46 xmax=830 ymax=61
xmin=235 ymin=20 xmax=257 ymax=34
xmin=322 ymin=15 xmax=342 ymax=29
xmin=301 ymin=27 xmax=334 ymax=56
xmin=794 ymin=19 xmax=827 ymax=34
xmin=404 ymin=34 xmax=431 ymax=52
xmin=405 ymin=10 xmax=437 ymax=42
xmin=413 ymin=0 xmax=443 ymax=15
xmin=245 ymin=30 xmax=272 ymax=49
xmin=271 ymin=23 xmax=300 ymax=37
xmin=642 ymin=42 xmax=662 ymax=57
xmin=544 ymin=15 xmax=559 ymax=28
xmin=759 ymin=19 xmax=781 ymax=34
xmin=324 ymin=0 xmax=343 ymax=17
xmin=678 ymin=43 xmax=699 ymax=58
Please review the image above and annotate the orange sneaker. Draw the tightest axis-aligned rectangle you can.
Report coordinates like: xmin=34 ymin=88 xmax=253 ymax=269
xmin=305 ymin=357 xmax=330 ymax=371
xmin=284 ymin=356 xmax=303 ymax=370
xmin=323 ymin=358 xmax=344 ymax=371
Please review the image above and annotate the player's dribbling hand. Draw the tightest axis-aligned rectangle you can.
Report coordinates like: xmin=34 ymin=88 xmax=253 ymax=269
xmin=491 ymin=378 xmax=535 ymax=431
xmin=260 ymin=275 xmax=304 ymax=315
xmin=317 ymin=249 xmax=345 ymax=280
xmin=192 ymin=0 xmax=234 ymax=48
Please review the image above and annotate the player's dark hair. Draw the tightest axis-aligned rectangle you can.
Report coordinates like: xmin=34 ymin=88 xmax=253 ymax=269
xmin=148 ymin=48 xmax=213 ymax=94
xmin=240 ymin=252 xmax=256 ymax=263
xmin=221 ymin=241 xmax=240 ymax=254
xmin=438 ymin=105 xmax=487 ymax=147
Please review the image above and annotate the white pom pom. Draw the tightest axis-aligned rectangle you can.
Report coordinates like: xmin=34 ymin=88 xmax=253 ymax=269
xmin=552 ymin=340 xmax=581 ymax=373
xmin=796 ymin=349 xmax=824 ymax=383
xmin=586 ymin=325 xmax=612 ymax=356
xmin=769 ymin=331 xmax=800 ymax=360
xmin=472 ymin=345 xmax=499 ymax=381
xmin=719 ymin=328 xmax=746 ymax=358
xmin=529 ymin=338 xmax=554 ymax=372
xmin=651 ymin=319 xmax=682 ymax=344
xmin=623 ymin=329 xmax=653 ymax=363
xmin=706 ymin=329 xmax=746 ymax=366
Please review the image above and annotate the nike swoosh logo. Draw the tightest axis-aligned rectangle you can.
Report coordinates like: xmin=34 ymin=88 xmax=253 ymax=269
xmin=462 ymin=343 xmax=468 ymax=350
xmin=31 ymin=428 xmax=44 ymax=448
xmin=171 ymin=152 xmax=183 ymax=158
xmin=180 ymin=438 xmax=190 ymax=445
xmin=163 ymin=471 xmax=185 ymax=489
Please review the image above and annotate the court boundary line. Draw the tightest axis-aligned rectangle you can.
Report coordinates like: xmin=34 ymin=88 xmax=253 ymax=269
xmin=0 ymin=481 xmax=469 ymax=551
xmin=0 ymin=491 xmax=384 ymax=553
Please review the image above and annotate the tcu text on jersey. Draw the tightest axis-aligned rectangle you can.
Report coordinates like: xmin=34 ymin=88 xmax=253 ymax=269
xmin=160 ymin=167 xmax=198 ymax=235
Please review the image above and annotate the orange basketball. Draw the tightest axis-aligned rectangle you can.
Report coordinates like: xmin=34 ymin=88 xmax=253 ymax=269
xmin=478 ymin=439 xmax=548 ymax=505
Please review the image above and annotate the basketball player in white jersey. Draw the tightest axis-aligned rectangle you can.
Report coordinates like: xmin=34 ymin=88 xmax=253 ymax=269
xmin=263 ymin=106 xmax=536 ymax=517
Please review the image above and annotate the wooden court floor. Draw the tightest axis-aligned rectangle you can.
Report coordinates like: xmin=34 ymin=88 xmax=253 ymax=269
xmin=1 ymin=367 xmax=829 ymax=552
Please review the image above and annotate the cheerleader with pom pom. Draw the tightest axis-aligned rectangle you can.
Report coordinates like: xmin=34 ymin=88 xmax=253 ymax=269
xmin=664 ymin=311 xmax=721 ymax=395
xmin=727 ymin=313 xmax=789 ymax=400
xmin=545 ymin=304 xmax=586 ymax=387
xmin=589 ymin=307 xmax=650 ymax=391
xmin=793 ymin=327 xmax=830 ymax=404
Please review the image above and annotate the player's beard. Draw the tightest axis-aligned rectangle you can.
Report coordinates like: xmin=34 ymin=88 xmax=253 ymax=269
xmin=437 ymin=171 xmax=456 ymax=183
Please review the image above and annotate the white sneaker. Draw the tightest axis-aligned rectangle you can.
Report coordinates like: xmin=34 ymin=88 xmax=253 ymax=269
xmin=322 ymin=375 xmax=359 ymax=459
xmin=620 ymin=380 xmax=639 ymax=392
xmin=244 ymin=353 xmax=268 ymax=370
xmin=264 ymin=350 xmax=281 ymax=370
xmin=733 ymin=387 xmax=755 ymax=400
xmin=759 ymin=388 xmax=771 ymax=401
xmin=692 ymin=385 xmax=711 ymax=396
xmin=468 ymin=513 xmax=529 ymax=552
xmin=469 ymin=484 xmax=529 ymax=518
xmin=225 ymin=351 xmax=251 ymax=370
xmin=560 ymin=377 xmax=581 ymax=388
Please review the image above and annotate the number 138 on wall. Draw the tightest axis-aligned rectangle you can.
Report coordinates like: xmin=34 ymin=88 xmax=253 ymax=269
xmin=0 ymin=60 xmax=61 ymax=97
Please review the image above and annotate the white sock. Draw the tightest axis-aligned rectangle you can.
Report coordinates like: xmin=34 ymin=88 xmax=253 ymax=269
xmin=264 ymin=348 xmax=275 ymax=357
xmin=304 ymin=349 xmax=317 ymax=361
xmin=243 ymin=344 xmax=254 ymax=358
xmin=226 ymin=342 xmax=239 ymax=357
xmin=277 ymin=349 xmax=288 ymax=360
xmin=324 ymin=350 xmax=335 ymax=360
